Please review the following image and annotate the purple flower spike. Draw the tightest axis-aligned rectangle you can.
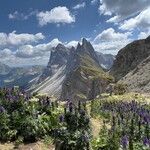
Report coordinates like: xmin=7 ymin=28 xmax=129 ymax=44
xmin=143 ymin=137 xmax=150 ymax=146
xmin=121 ymin=135 xmax=128 ymax=149
xmin=59 ymin=114 xmax=64 ymax=123
xmin=0 ymin=106 xmax=6 ymax=113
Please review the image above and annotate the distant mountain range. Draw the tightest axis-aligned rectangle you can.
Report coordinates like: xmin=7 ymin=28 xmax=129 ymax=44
xmin=0 ymin=62 xmax=11 ymax=75
xmin=0 ymin=65 xmax=44 ymax=89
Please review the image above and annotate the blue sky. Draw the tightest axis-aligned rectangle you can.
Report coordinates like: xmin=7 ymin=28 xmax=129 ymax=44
xmin=0 ymin=0 xmax=150 ymax=66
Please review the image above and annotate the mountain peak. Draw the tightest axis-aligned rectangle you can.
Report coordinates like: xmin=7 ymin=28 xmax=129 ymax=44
xmin=56 ymin=43 xmax=66 ymax=49
xmin=76 ymin=42 xmax=81 ymax=49
xmin=82 ymin=38 xmax=88 ymax=45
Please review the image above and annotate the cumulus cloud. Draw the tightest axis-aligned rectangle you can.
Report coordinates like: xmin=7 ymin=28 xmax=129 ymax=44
xmin=99 ymin=0 xmax=150 ymax=22
xmin=15 ymin=38 xmax=62 ymax=58
xmin=65 ymin=40 xmax=78 ymax=48
xmin=93 ymin=28 xmax=132 ymax=54
xmin=93 ymin=41 xmax=129 ymax=54
xmin=119 ymin=7 xmax=150 ymax=31
xmin=138 ymin=29 xmax=150 ymax=39
xmin=73 ymin=2 xmax=86 ymax=10
xmin=0 ymin=31 xmax=44 ymax=47
xmin=0 ymin=48 xmax=13 ymax=58
xmin=36 ymin=6 xmax=75 ymax=26
xmin=94 ymin=28 xmax=131 ymax=42
xmin=0 ymin=38 xmax=62 ymax=66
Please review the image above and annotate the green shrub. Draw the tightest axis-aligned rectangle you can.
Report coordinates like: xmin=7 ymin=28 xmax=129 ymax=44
xmin=114 ymin=83 xmax=127 ymax=95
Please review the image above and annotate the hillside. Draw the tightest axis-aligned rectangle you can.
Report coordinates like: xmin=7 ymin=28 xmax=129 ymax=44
xmin=61 ymin=38 xmax=113 ymax=101
xmin=110 ymin=36 xmax=150 ymax=81
xmin=32 ymin=38 xmax=113 ymax=101
xmin=119 ymin=55 xmax=150 ymax=93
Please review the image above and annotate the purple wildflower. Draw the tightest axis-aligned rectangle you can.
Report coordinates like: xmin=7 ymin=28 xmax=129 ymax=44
xmin=121 ymin=135 xmax=128 ymax=149
xmin=59 ymin=114 xmax=64 ymax=123
xmin=142 ymin=137 xmax=150 ymax=146
xmin=0 ymin=106 xmax=6 ymax=113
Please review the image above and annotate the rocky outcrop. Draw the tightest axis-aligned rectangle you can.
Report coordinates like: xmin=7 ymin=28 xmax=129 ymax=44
xmin=119 ymin=55 xmax=150 ymax=93
xmin=110 ymin=36 xmax=150 ymax=81
xmin=110 ymin=36 xmax=150 ymax=93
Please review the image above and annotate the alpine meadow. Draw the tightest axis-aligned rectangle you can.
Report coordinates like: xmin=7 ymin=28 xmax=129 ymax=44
xmin=0 ymin=0 xmax=150 ymax=149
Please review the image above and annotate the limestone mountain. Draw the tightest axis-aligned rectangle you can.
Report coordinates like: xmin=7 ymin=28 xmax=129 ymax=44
xmin=61 ymin=38 xmax=113 ymax=101
xmin=38 ymin=43 xmax=70 ymax=82
xmin=30 ymin=43 xmax=72 ymax=97
xmin=110 ymin=36 xmax=150 ymax=81
xmin=110 ymin=36 xmax=150 ymax=93
xmin=119 ymin=55 xmax=150 ymax=93
xmin=32 ymin=38 xmax=113 ymax=101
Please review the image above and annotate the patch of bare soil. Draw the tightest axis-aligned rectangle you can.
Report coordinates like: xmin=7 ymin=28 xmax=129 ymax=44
xmin=0 ymin=142 xmax=54 ymax=150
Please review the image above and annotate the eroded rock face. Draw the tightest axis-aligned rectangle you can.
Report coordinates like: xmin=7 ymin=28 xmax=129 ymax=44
xmin=119 ymin=55 xmax=150 ymax=93
xmin=38 ymin=44 xmax=70 ymax=82
xmin=60 ymin=39 xmax=112 ymax=101
xmin=110 ymin=37 xmax=150 ymax=81
xmin=33 ymin=38 xmax=113 ymax=101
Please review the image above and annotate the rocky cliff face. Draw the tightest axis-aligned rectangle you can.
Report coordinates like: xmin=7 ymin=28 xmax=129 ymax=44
xmin=38 ymin=44 xmax=70 ymax=82
xmin=119 ymin=55 xmax=150 ymax=93
xmin=110 ymin=36 xmax=150 ymax=81
xmin=32 ymin=38 xmax=113 ymax=101
xmin=110 ymin=36 xmax=150 ymax=93
xmin=61 ymin=39 xmax=112 ymax=101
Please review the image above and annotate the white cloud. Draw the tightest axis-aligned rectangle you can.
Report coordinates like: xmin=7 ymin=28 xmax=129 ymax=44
xmin=94 ymin=28 xmax=131 ymax=42
xmin=0 ymin=38 xmax=62 ymax=66
xmin=93 ymin=28 xmax=132 ymax=54
xmin=138 ymin=28 xmax=150 ymax=39
xmin=99 ymin=0 xmax=150 ymax=22
xmin=15 ymin=38 xmax=62 ymax=58
xmin=65 ymin=40 xmax=78 ymax=48
xmin=93 ymin=41 xmax=130 ymax=54
xmin=0 ymin=48 xmax=13 ymax=58
xmin=36 ymin=6 xmax=75 ymax=26
xmin=0 ymin=36 xmax=82 ymax=66
xmin=73 ymin=2 xmax=86 ymax=10
xmin=0 ymin=31 xmax=44 ymax=47
xmin=119 ymin=7 xmax=150 ymax=31
xmin=106 ymin=16 xmax=120 ymax=23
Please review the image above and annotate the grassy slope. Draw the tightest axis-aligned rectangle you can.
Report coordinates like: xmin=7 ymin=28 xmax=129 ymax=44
xmin=68 ymin=53 xmax=114 ymax=100
xmin=89 ymin=92 xmax=150 ymax=138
